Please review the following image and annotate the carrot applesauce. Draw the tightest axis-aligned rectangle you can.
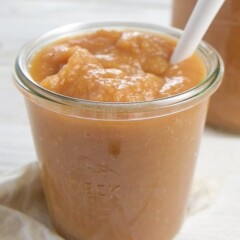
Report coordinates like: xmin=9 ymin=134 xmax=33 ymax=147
xmin=29 ymin=30 xmax=205 ymax=101
xmin=22 ymin=28 xmax=214 ymax=240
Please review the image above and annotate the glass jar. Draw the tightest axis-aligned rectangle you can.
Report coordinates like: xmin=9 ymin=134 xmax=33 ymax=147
xmin=172 ymin=0 xmax=240 ymax=132
xmin=13 ymin=22 xmax=223 ymax=240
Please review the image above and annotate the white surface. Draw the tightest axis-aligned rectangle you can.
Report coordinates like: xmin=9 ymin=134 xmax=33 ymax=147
xmin=0 ymin=0 xmax=240 ymax=239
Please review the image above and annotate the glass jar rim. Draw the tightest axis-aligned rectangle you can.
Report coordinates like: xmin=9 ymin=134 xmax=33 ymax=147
xmin=13 ymin=21 xmax=224 ymax=116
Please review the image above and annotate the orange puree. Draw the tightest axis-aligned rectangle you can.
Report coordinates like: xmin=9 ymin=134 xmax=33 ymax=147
xmin=24 ymin=29 xmax=210 ymax=240
xmin=29 ymin=30 xmax=205 ymax=102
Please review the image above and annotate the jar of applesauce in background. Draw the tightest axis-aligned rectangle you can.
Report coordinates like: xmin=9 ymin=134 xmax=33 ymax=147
xmin=172 ymin=0 xmax=240 ymax=133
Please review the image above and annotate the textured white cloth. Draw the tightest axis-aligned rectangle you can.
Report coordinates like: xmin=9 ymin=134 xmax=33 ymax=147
xmin=0 ymin=162 xmax=226 ymax=240
xmin=0 ymin=163 xmax=63 ymax=240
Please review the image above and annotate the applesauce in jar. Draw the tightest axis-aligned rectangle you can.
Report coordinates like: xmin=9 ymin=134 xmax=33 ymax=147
xmin=172 ymin=0 xmax=240 ymax=132
xmin=13 ymin=23 xmax=223 ymax=240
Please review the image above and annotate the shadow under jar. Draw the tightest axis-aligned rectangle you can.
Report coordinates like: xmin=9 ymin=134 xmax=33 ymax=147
xmin=172 ymin=0 xmax=240 ymax=133
xmin=13 ymin=22 xmax=223 ymax=240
